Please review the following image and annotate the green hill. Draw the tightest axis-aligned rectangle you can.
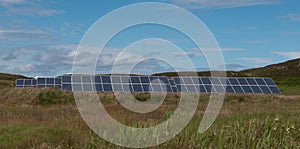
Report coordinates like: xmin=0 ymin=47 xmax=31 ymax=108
xmin=0 ymin=73 xmax=29 ymax=89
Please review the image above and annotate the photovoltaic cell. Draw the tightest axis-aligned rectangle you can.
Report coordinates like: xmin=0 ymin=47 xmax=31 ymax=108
xmin=237 ymin=78 xmax=248 ymax=85
xmin=102 ymin=76 xmax=111 ymax=83
xmin=246 ymin=78 xmax=257 ymax=85
xmin=201 ymin=78 xmax=211 ymax=84
xmin=264 ymin=78 xmax=276 ymax=86
xmin=140 ymin=77 xmax=150 ymax=83
xmin=255 ymin=78 xmax=266 ymax=85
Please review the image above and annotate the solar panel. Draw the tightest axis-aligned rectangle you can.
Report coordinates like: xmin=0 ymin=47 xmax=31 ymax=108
xmin=16 ymin=79 xmax=24 ymax=86
xmin=140 ymin=77 xmax=150 ymax=83
xmin=269 ymin=86 xmax=281 ymax=94
xmin=103 ymin=84 xmax=113 ymax=92
xmin=264 ymin=78 xmax=276 ymax=86
xmin=102 ymin=76 xmax=111 ymax=84
xmin=201 ymin=77 xmax=211 ymax=84
xmin=16 ymin=76 xmax=281 ymax=94
xmin=246 ymin=78 xmax=257 ymax=85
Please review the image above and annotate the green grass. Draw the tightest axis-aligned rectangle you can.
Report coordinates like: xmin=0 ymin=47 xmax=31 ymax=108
xmin=1 ymin=88 xmax=300 ymax=148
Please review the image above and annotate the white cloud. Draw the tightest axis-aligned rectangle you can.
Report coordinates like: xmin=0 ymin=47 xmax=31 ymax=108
xmin=0 ymin=0 xmax=27 ymax=7
xmin=0 ymin=29 xmax=55 ymax=41
xmin=278 ymin=13 xmax=300 ymax=22
xmin=245 ymin=40 xmax=269 ymax=44
xmin=238 ymin=57 xmax=272 ymax=64
xmin=191 ymin=47 xmax=244 ymax=51
xmin=283 ymin=32 xmax=300 ymax=35
xmin=0 ymin=0 xmax=64 ymax=16
xmin=169 ymin=0 xmax=279 ymax=9
xmin=276 ymin=52 xmax=300 ymax=59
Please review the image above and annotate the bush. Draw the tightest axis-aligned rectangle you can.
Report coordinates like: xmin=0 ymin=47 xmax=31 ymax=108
xmin=37 ymin=89 xmax=74 ymax=105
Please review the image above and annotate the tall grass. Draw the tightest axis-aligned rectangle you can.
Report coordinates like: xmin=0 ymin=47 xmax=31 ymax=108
xmin=1 ymin=88 xmax=300 ymax=148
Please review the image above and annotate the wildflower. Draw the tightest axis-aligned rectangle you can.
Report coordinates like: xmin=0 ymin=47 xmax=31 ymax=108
xmin=286 ymin=127 xmax=290 ymax=134
xmin=275 ymin=117 xmax=279 ymax=122
xmin=291 ymin=124 xmax=295 ymax=129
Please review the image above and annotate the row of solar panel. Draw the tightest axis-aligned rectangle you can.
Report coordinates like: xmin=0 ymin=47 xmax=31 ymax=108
xmin=59 ymin=76 xmax=276 ymax=86
xmin=16 ymin=78 xmax=61 ymax=88
xmin=61 ymin=76 xmax=170 ymax=84
xmin=60 ymin=83 xmax=280 ymax=94
xmin=15 ymin=76 xmax=281 ymax=94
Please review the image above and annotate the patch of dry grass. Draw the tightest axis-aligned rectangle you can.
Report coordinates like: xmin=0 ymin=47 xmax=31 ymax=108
xmin=1 ymin=88 xmax=300 ymax=148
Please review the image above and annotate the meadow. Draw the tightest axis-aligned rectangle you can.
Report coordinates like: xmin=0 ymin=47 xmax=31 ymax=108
xmin=1 ymin=88 xmax=300 ymax=148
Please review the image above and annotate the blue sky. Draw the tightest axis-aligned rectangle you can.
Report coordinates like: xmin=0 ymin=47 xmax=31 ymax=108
xmin=0 ymin=0 xmax=299 ymax=77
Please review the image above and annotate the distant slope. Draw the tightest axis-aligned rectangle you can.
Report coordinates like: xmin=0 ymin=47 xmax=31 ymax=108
xmin=0 ymin=73 xmax=29 ymax=89
xmin=154 ymin=58 xmax=300 ymax=79
xmin=240 ymin=58 xmax=300 ymax=79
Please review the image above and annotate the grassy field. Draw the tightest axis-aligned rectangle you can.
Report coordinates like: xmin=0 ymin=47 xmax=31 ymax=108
xmin=1 ymin=88 xmax=300 ymax=148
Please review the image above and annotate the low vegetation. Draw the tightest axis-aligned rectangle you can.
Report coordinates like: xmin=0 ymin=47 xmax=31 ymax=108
xmin=1 ymin=88 xmax=300 ymax=148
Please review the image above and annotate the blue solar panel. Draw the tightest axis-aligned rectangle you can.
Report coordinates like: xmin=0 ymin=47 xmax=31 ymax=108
xmin=62 ymin=84 xmax=72 ymax=91
xmin=211 ymin=78 xmax=221 ymax=85
xmin=201 ymin=77 xmax=211 ymax=84
xmin=242 ymin=86 xmax=252 ymax=93
xmin=38 ymin=78 xmax=46 ymax=84
xmin=204 ymin=85 xmax=212 ymax=93
xmin=192 ymin=78 xmax=201 ymax=84
xmin=103 ymin=84 xmax=112 ymax=92
xmin=165 ymin=85 xmax=172 ymax=92
xmin=255 ymin=78 xmax=266 ymax=85
xmin=169 ymin=79 xmax=176 ymax=85
xmin=195 ymin=85 xmax=206 ymax=93
xmin=32 ymin=80 xmax=37 ymax=86
xmin=102 ymin=76 xmax=111 ymax=84
xmin=82 ymin=76 xmax=92 ymax=83
xmin=72 ymin=84 xmax=82 ymax=92
xmin=246 ymin=78 xmax=257 ymax=85
xmin=213 ymin=85 xmax=225 ymax=93
xmin=92 ymin=76 xmax=101 ymax=83
xmin=112 ymin=84 xmax=123 ymax=92
xmin=260 ymin=86 xmax=271 ymax=93
xmin=251 ymin=86 xmax=262 ymax=93
xmin=140 ymin=77 xmax=150 ymax=83
xmin=173 ymin=77 xmax=182 ymax=84
xmin=237 ymin=78 xmax=248 ymax=85
xmin=142 ymin=84 xmax=150 ymax=92
xmin=122 ymin=84 xmax=131 ymax=92
xmin=269 ymin=86 xmax=280 ymax=94
xmin=120 ymin=76 xmax=130 ymax=84
xmin=151 ymin=84 xmax=162 ymax=92
xmin=183 ymin=78 xmax=193 ymax=84
xmin=170 ymin=86 xmax=177 ymax=92
xmin=95 ymin=84 xmax=103 ymax=92
xmin=55 ymin=78 xmax=61 ymax=84
xmin=232 ymin=86 xmax=244 ymax=93
xmin=264 ymin=78 xmax=276 ymax=86
xmin=228 ymin=78 xmax=239 ymax=85
xmin=47 ymin=78 xmax=55 ymax=84
xmin=186 ymin=85 xmax=197 ymax=92
xmin=111 ymin=76 xmax=121 ymax=83
xmin=72 ymin=76 xmax=81 ymax=83
xmin=16 ymin=79 xmax=24 ymax=85
xmin=226 ymin=86 xmax=235 ymax=93
xmin=24 ymin=80 xmax=31 ymax=86
xmin=130 ymin=77 xmax=140 ymax=83
xmin=83 ymin=84 xmax=93 ymax=91
xmin=62 ymin=76 xmax=71 ymax=83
